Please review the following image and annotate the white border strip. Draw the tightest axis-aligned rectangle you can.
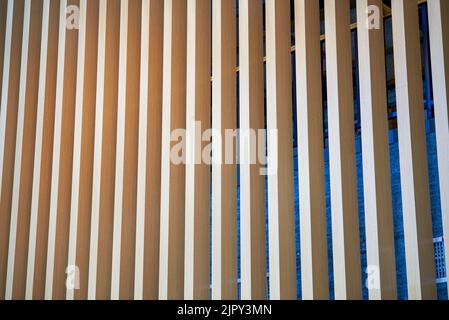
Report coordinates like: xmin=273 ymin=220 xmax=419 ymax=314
xmin=26 ymin=0 xmax=50 ymax=300
xmin=66 ymin=0 xmax=87 ymax=301
xmin=87 ymin=0 xmax=107 ymax=300
xmin=110 ymin=0 xmax=128 ymax=300
xmin=5 ymin=0 xmax=31 ymax=300
xmin=45 ymin=0 xmax=67 ymax=300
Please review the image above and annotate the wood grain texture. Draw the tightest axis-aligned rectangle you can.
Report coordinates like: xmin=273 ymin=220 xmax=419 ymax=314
xmin=295 ymin=0 xmax=328 ymax=300
xmin=211 ymin=0 xmax=238 ymax=300
xmin=30 ymin=0 xmax=59 ymax=299
xmin=357 ymin=0 xmax=397 ymax=300
xmin=73 ymin=0 xmax=99 ymax=300
xmin=428 ymin=0 xmax=449 ymax=298
xmin=324 ymin=0 xmax=361 ymax=300
xmin=239 ymin=0 xmax=267 ymax=301
xmin=142 ymin=0 xmax=164 ymax=300
xmin=10 ymin=0 xmax=43 ymax=299
xmin=391 ymin=0 xmax=436 ymax=300
xmin=184 ymin=0 xmax=211 ymax=300
xmin=0 ymin=0 xmax=24 ymax=300
xmin=159 ymin=0 xmax=187 ymax=300
xmin=95 ymin=0 xmax=120 ymax=300
xmin=266 ymin=0 xmax=296 ymax=300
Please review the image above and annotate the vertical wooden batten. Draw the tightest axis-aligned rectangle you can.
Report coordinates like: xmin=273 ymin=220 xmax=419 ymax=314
xmin=5 ymin=0 xmax=31 ymax=299
xmin=110 ymin=0 xmax=129 ymax=300
xmin=295 ymin=0 xmax=328 ymax=300
xmin=0 ymin=0 xmax=24 ymax=300
xmin=239 ymin=0 xmax=267 ymax=300
xmin=45 ymin=0 xmax=80 ymax=300
xmin=184 ymin=0 xmax=211 ymax=300
xmin=66 ymin=0 xmax=87 ymax=301
xmin=266 ymin=0 xmax=296 ymax=300
xmin=25 ymin=0 xmax=53 ymax=300
xmin=72 ymin=0 xmax=99 ymax=300
xmin=143 ymin=0 xmax=164 ymax=300
xmin=7 ymin=0 xmax=43 ymax=300
xmin=88 ymin=0 xmax=120 ymax=300
xmin=211 ymin=0 xmax=237 ymax=300
xmin=324 ymin=0 xmax=361 ymax=300
xmin=428 ymin=0 xmax=449 ymax=297
xmin=135 ymin=0 xmax=165 ymax=300
xmin=159 ymin=0 xmax=187 ymax=300
xmin=134 ymin=0 xmax=150 ymax=300
xmin=356 ymin=0 xmax=397 ymax=300
xmin=110 ymin=0 xmax=141 ymax=300
xmin=26 ymin=0 xmax=60 ymax=300
xmin=391 ymin=0 xmax=436 ymax=300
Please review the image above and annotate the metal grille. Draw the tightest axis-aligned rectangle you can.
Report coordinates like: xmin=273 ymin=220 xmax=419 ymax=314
xmin=434 ymin=237 xmax=447 ymax=284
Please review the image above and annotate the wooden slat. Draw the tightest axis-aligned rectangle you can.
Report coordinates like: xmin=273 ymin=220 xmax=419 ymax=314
xmin=111 ymin=0 xmax=141 ymax=300
xmin=295 ymin=0 xmax=328 ymax=300
xmin=134 ymin=0 xmax=149 ymax=300
xmin=0 ymin=0 xmax=24 ymax=300
xmin=391 ymin=0 xmax=436 ymax=300
xmin=72 ymin=0 xmax=99 ymax=300
xmin=88 ymin=0 xmax=120 ymax=300
xmin=142 ymin=0 xmax=164 ymax=300
xmin=5 ymin=0 xmax=31 ymax=299
xmin=26 ymin=0 xmax=60 ymax=300
xmin=25 ymin=0 xmax=52 ymax=300
xmin=266 ymin=0 xmax=296 ymax=300
xmin=45 ymin=0 xmax=80 ymax=300
xmin=428 ymin=0 xmax=449 ymax=297
xmin=239 ymin=0 xmax=266 ymax=300
xmin=324 ymin=0 xmax=361 ymax=300
xmin=110 ymin=0 xmax=129 ymax=299
xmin=7 ymin=0 xmax=43 ymax=300
xmin=159 ymin=0 xmax=187 ymax=300
xmin=184 ymin=0 xmax=211 ymax=300
xmin=356 ymin=0 xmax=397 ymax=300
xmin=211 ymin=0 xmax=237 ymax=300
xmin=66 ymin=0 xmax=87 ymax=300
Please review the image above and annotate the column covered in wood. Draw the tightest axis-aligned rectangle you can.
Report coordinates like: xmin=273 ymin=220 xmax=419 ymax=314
xmin=134 ymin=0 xmax=164 ymax=300
xmin=159 ymin=0 xmax=187 ymax=300
xmin=324 ymin=0 xmax=361 ymax=300
xmin=266 ymin=0 xmax=296 ymax=300
xmin=184 ymin=0 xmax=211 ymax=300
xmin=211 ymin=0 xmax=237 ymax=300
xmin=357 ymin=0 xmax=397 ymax=300
xmin=295 ymin=0 xmax=328 ymax=300
xmin=26 ymin=0 xmax=60 ymax=300
xmin=428 ymin=0 xmax=449 ymax=296
xmin=88 ymin=0 xmax=120 ymax=300
xmin=239 ymin=0 xmax=267 ymax=300
xmin=391 ymin=0 xmax=436 ymax=300
xmin=0 ymin=0 xmax=24 ymax=300
xmin=6 ymin=0 xmax=42 ymax=300
xmin=45 ymin=0 xmax=80 ymax=300
xmin=73 ymin=0 xmax=99 ymax=300
xmin=111 ymin=0 xmax=141 ymax=300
